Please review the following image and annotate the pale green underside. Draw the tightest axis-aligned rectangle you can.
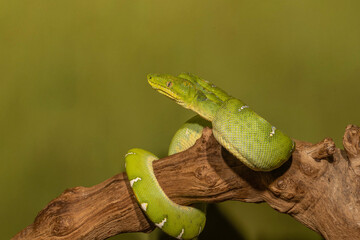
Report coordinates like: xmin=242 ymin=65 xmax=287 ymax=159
xmin=125 ymin=147 xmax=206 ymax=239
xmin=168 ymin=115 xmax=211 ymax=156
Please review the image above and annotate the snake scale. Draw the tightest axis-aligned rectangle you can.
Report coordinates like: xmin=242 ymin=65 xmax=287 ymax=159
xmin=125 ymin=73 xmax=294 ymax=239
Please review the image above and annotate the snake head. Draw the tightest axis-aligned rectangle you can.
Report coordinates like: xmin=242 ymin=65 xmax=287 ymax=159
xmin=147 ymin=73 xmax=197 ymax=109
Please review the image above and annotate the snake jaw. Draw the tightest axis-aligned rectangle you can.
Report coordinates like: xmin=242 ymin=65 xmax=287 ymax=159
xmin=147 ymin=73 xmax=196 ymax=108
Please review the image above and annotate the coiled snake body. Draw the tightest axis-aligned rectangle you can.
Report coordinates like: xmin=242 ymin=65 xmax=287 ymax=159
xmin=125 ymin=73 xmax=294 ymax=239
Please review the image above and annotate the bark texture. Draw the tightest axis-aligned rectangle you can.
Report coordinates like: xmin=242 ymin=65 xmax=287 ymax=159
xmin=13 ymin=125 xmax=360 ymax=240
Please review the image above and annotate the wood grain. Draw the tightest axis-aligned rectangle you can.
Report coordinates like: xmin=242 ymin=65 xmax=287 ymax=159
xmin=13 ymin=125 xmax=360 ymax=239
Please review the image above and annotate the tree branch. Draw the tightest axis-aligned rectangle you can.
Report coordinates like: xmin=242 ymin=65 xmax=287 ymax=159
xmin=13 ymin=125 xmax=360 ymax=240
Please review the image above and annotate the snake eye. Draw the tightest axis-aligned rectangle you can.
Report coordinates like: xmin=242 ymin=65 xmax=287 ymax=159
xmin=166 ymin=81 xmax=172 ymax=88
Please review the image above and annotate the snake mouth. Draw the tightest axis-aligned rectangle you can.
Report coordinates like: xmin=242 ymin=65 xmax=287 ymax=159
xmin=148 ymin=78 xmax=185 ymax=105
xmin=147 ymin=74 xmax=186 ymax=106
xmin=154 ymin=88 xmax=184 ymax=105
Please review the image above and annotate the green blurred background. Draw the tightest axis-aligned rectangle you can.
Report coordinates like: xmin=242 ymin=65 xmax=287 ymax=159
xmin=1 ymin=0 xmax=359 ymax=239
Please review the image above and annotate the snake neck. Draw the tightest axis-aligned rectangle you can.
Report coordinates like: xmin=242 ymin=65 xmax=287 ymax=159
xmin=147 ymin=73 xmax=233 ymax=121
xmin=189 ymin=91 xmax=225 ymax=121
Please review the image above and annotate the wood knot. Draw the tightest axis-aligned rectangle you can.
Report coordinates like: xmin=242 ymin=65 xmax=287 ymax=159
xmin=281 ymin=192 xmax=295 ymax=200
xmin=295 ymin=180 xmax=306 ymax=196
xmin=269 ymin=178 xmax=296 ymax=201
xmin=269 ymin=178 xmax=306 ymax=202
xmin=194 ymin=166 xmax=207 ymax=180
xmin=300 ymin=162 xmax=319 ymax=177
xmin=194 ymin=166 xmax=218 ymax=187
xmin=277 ymin=179 xmax=287 ymax=190
xmin=268 ymin=179 xmax=287 ymax=196
xmin=51 ymin=215 xmax=74 ymax=236
xmin=343 ymin=124 xmax=360 ymax=158
xmin=306 ymin=138 xmax=335 ymax=161
xmin=343 ymin=124 xmax=360 ymax=175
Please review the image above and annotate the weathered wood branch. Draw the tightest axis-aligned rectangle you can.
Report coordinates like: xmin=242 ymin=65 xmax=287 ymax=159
xmin=13 ymin=125 xmax=360 ymax=240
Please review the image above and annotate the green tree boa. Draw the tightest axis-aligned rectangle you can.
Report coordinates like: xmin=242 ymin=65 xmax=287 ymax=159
xmin=125 ymin=73 xmax=294 ymax=239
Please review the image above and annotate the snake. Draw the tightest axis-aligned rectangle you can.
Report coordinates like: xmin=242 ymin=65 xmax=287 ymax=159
xmin=125 ymin=73 xmax=294 ymax=239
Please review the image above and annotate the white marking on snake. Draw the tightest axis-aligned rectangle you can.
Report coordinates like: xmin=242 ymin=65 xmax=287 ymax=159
xmin=130 ymin=177 xmax=142 ymax=187
xmin=185 ymin=129 xmax=190 ymax=135
xmin=198 ymin=226 xmax=202 ymax=235
xmin=155 ymin=217 xmax=167 ymax=229
xmin=141 ymin=203 xmax=148 ymax=211
xmin=177 ymin=228 xmax=184 ymax=239
xmin=270 ymin=126 xmax=276 ymax=137
xmin=238 ymin=105 xmax=249 ymax=112
xmin=125 ymin=152 xmax=136 ymax=157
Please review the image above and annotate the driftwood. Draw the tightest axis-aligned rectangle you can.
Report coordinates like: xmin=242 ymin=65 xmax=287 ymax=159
xmin=13 ymin=125 xmax=360 ymax=240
